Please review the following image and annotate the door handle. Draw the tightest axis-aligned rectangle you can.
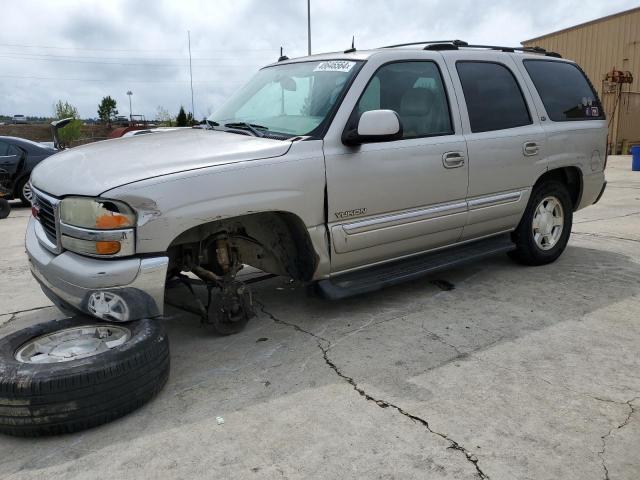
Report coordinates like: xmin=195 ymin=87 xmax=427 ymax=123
xmin=442 ymin=151 xmax=466 ymax=169
xmin=523 ymin=141 xmax=539 ymax=156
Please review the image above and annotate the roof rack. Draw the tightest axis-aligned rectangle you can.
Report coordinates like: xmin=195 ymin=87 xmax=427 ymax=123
xmin=382 ymin=40 xmax=561 ymax=58
xmin=382 ymin=39 xmax=468 ymax=48
xmin=457 ymin=44 xmax=562 ymax=58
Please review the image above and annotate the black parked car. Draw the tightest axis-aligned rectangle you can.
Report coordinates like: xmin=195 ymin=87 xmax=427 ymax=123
xmin=0 ymin=136 xmax=56 ymax=205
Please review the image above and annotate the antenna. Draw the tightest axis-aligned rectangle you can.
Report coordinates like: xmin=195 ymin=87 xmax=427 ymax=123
xmin=344 ymin=36 xmax=356 ymax=53
xmin=278 ymin=46 xmax=289 ymax=62
xmin=188 ymin=30 xmax=195 ymax=123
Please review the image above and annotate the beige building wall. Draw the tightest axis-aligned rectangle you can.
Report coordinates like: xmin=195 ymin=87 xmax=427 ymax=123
xmin=522 ymin=7 xmax=640 ymax=153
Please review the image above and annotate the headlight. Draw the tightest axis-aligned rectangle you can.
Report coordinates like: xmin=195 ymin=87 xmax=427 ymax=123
xmin=58 ymin=197 xmax=136 ymax=257
xmin=60 ymin=197 xmax=136 ymax=230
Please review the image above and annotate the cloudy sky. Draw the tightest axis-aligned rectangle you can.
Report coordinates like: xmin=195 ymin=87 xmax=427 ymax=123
xmin=1 ymin=0 xmax=637 ymax=120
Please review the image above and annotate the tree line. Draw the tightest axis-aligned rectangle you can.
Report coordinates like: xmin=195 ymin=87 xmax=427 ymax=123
xmin=47 ymin=97 xmax=202 ymax=144
xmin=97 ymin=96 xmax=198 ymax=127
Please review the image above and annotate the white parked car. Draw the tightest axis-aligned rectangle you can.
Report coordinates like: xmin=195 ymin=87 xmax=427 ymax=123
xmin=120 ymin=127 xmax=183 ymax=137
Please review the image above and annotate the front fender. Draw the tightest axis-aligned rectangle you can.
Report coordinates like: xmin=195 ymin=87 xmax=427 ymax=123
xmin=103 ymin=141 xmax=326 ymax=254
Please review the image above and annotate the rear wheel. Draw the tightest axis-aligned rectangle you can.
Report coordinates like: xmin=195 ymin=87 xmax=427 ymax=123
xmin=509 ymin=181 xmax=573 ymax=266
xmin=17 ymin=177 xmax=32 ymax=206
xmin=0 ymin=316 xmax=170 ymax=437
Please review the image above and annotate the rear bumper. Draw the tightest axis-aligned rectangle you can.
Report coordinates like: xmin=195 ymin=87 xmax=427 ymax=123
xmin=593 ymin=181 xmax=607 ymax=205
xmin=26 ymin=217 xmax=168 ymax=321
xmin=577 ymin=171 xmax=606 ymax=210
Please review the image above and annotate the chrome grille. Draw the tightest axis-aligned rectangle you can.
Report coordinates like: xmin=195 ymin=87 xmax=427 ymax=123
xmin=33 ymin=190 xmax=59 ymax=245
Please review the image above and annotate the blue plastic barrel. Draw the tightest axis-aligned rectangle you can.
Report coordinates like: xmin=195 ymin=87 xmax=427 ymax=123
xmin=632 ymin=145 xmax=640 ymax=171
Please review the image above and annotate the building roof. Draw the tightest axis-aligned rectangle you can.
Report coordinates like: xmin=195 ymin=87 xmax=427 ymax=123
xmin=521 ymin=6 xmax=640 ymax=44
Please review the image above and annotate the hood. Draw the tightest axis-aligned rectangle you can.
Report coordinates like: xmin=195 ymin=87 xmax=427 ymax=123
xmin=31 ymin=129 xmax=292 ymax=197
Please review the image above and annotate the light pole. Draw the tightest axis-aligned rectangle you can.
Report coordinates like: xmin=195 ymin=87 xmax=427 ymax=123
xmin=307 ymin=0 xmax=311 ymax=55
xmin=126 ymin=90 xmax=133 ymax=121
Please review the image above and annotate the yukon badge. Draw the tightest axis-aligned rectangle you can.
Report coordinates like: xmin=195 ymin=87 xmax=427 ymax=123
xmin=335 ymin=208 xmax=367 ymax=220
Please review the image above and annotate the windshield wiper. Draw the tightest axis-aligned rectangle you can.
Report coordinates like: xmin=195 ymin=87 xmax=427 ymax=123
xmin=223 ymin=122 xmax=268 ymax=137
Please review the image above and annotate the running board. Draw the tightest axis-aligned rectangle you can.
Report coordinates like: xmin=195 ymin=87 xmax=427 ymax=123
xmin=317 ymin=234 xmax=515 ymax=300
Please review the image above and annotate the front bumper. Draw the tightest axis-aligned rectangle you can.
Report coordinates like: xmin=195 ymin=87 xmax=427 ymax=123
xmin=26 ymin=217 xmax=168 ymax=321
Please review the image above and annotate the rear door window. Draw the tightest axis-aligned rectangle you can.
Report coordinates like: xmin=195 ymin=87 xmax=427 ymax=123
xmin=456 ymin=61 xmax=532 ymax=133
xmin=7 ymin=144 xmax=21 ymax=156
xmin=523 ymin=60 xmax=605 ymax=121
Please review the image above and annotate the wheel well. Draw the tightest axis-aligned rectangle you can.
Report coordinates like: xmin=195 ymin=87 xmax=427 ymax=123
xmin=534 ymin=167 xmax=582 ymax=210
xmin=167 ymin=211 xmax=318 ymax=281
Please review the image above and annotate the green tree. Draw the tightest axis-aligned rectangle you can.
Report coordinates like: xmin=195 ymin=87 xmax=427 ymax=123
xmin=156 ymin=105 xmax=172 ymax=126
xmin=176 ymin=106 xmax=187 ymax=127
xmin=53 ymin=100 xmax=82 ymax=146
xmin=97 ymin=96 xmax=118 ymax=125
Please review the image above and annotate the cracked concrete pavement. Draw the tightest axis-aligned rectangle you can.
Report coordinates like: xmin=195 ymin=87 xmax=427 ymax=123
xmin=0 ymin=156 xmax=639 ymax=479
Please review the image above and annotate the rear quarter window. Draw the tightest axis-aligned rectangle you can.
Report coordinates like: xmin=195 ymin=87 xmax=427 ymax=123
xmin=523 ymin=60 xmax=605 ymax=121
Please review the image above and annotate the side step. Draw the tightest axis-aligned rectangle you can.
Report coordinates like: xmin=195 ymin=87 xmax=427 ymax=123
xmin=317 ymin=234 xmax=515 ymax=300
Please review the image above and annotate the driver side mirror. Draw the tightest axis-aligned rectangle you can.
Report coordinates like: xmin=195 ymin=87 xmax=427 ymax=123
xmin=342 ymin=109 xmax=403 ymax=146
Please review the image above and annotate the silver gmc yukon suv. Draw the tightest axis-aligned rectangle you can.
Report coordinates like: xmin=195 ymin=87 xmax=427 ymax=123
xmin=25 ymin=41 xmax=608 ymax=334
xmin=2 ymin=40 xmax=608 ymax=436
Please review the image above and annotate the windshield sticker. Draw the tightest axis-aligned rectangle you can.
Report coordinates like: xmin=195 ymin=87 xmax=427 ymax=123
xmin=314 ymin=61 xmax=356 ymax=73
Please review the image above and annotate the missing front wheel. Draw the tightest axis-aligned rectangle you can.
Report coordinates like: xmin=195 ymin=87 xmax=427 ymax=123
xmin=173 ymin=236 xmax=256 ymax=335
xmin=205 ymin=280 xmax=255 ymax=335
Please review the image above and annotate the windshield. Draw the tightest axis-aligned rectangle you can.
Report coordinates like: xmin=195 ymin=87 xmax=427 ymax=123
xmin=209 ymin=60 xmax=362 ymax=137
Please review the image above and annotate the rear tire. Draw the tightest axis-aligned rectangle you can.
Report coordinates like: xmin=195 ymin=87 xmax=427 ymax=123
xmin=0 ymin=316 xmax=170 ymax=437
xmin=0 ymin=199 xmax=9 ymax=219
xmin=17 ymin=177 xmax=32 ymax=206
xmin=508 ymin=181 xmax=573 ymax=266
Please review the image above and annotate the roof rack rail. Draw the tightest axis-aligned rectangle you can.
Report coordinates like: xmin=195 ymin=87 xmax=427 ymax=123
xmin=424 ymin=43 xmax=460 ymax=51
xmin=382 ymin=39 xmax=468 ymax=48
xmin=382 ymin=40 xmax=562 ymax=58
xmin=462 ymin=44 xmax=562 ymax=58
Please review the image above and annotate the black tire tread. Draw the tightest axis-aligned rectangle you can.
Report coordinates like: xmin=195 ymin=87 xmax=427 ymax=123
xmin=509 ymin=181 xmax=573 ymax=266
xmin=0 ymin=316 xmax=170 ymax=437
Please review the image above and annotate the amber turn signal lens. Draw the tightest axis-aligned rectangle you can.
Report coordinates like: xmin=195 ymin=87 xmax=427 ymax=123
xmin=96 ymin=213 xmax=131 ymax=229
xmin=95 ymin=241 xmax=121 ymax=255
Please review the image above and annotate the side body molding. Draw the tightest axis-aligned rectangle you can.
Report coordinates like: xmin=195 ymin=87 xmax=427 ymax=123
xmin=331 ymin=189 xmax=528 ymax=254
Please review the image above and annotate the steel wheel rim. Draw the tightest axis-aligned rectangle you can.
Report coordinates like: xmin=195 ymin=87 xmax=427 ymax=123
xmin=15 ymin=325 xmax=131 ymax=363
xmin=22 ymin=181 xmax=33 ymax=203
xmin=532 ymin=195 xmax=564 ymax=251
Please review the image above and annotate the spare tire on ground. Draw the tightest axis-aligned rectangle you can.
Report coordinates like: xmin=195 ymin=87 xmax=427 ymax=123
xmin=0 ymin=316 xmax=170 ymax=437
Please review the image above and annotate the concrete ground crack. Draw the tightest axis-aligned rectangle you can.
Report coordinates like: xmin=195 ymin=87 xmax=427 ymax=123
xmin=0 ymin=304 xmax=53 ymax=318
xmin=1 ymin=313 xmax=17 ymax=327
xmin=574 ymin=211 xmax=640 ymax=224
xmin=421 ymin=322 xmax=467 ymax=358
xmin=572 ymin=231 xmax=640 ymax=244
xmin=598 ymin=397 xmax=638 ymax=480
xmin=257 ymin=301 xmax=489 ymax=479
xmin=256 ymin=300 xmax=330 ymax=346
xmin=478 ymin=358 xmax=637 ymax=408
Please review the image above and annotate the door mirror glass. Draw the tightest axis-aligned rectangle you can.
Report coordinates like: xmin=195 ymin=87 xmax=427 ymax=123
xmin=343 ymin=109 xmax=402 ymax=145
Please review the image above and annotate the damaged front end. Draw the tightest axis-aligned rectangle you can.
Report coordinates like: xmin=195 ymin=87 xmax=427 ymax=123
xmin=164 ymin=211 xmax=318 ymax=335
xmin=172 ymin=235 xmax=257 ymax=335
